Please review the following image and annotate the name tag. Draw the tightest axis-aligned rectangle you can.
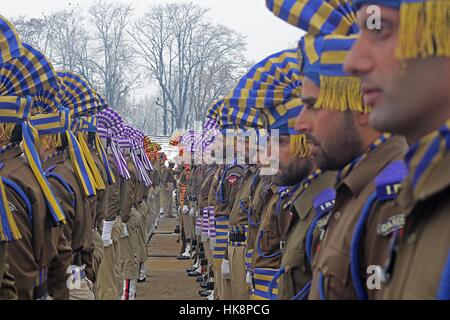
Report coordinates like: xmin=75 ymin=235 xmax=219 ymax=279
xmin=377 ymin=214 xmax=406 ymax=236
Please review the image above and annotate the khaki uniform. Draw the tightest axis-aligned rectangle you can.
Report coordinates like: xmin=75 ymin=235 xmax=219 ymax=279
xmin=1 ymin=145 xmax=59 ymax=299
xmin=120 ymin=158 xmax=139 ymax=298
xmin=96 ymin=154 xmax=121 ymax=300
xmin=246 ymin=176 xmax=273 ymax=259
xmin=91 ymin=151 xmax=109 ymax=284
xmin=365 ymin=135 xmax=450 ymax=299
xmin=152 ymin=166 xmax=161 ymax=215
xmin=44 ymin=151 xmax=93 ymax=300
xmin=308 ymin=136 xmax=407 ymax=300
xmin=277 ymin=171 xmax=336 ymax=300
xmin=177 ymin=168 xmax=189 ymax=254
xmin=161 ymin=167 xmax=175 ymax=217
xmin=250 ymin=183 xmax=287 ymax=300
xmin=198 ymin=166 xmax=218 ymax=270
xmin=0 ymin=247 xmax=17 ymax=299
xmin=214 ymin=164 xmax=245 ymax=300
xmin=227 ymin=165 xmax=259 ymax=300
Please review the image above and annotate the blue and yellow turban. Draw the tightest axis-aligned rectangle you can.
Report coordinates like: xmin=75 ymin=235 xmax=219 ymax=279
xmin=300 ymin=33 xmax=369 ymax=113
xmin=0 ymin=15 xmax=24 ymax=65
xmin=223 ymin=48 xmax=308 ymax=158
xmin=0 ymin=42 xmax=66 ymax=226
xmin=353 ymin=0 xmax=449 ymax=59
xmin=266 ymin=0 xmax=359 ymax=36
xmin=57 ymin=71 xmax=100 ymax=118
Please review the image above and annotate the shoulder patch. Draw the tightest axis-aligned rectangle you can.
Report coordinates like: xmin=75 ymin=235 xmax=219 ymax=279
xmin=226 ymin=173 xmax=241 ymax=186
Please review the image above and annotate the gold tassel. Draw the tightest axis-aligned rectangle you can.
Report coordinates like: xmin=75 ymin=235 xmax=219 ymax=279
xmin=77 ymin=132 xmax=106 ymax=191
xmin=290 ymin=134 xmax=310 ymax=159
xmin=397 ymin=0 xmax=450 ymax=59
xmin=40 ymin=133 xmax=62 ymax=149
xmin=0 ymin=123 xmax=16 ymax=142
xmin=315 ymin=76 xmax=371 ymax=113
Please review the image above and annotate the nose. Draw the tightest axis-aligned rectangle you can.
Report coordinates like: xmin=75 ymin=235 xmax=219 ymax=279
xmin=343 ymin=37 xmax=373 ymax=77
xmin=295 ymin=107 xmax=312 ymax=133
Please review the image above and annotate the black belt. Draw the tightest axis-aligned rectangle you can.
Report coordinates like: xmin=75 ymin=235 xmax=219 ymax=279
xmin=229 ymin=232 xmax=246 ymax=243
xmin=33 ymin=282 xmax=48 ymax=300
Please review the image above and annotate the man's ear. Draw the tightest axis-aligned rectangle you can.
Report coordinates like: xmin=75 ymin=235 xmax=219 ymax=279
xmin=355 ymin=112 xmax=370 ymax=126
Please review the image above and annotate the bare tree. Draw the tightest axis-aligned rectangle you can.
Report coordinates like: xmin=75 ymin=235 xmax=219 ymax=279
xmin=88 ymin=0 xmax=139 ymax=111
xmin=131 ymin=2 xmax=248 ymax=133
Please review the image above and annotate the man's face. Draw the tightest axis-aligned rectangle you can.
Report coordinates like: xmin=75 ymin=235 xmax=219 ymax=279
xmin=272 ymin=135 xmax=313 ymax=186
xmin=295 ymin=77 xmax=364 ymax=171
xmin=344 ymin=5 xmax=450 ymax=141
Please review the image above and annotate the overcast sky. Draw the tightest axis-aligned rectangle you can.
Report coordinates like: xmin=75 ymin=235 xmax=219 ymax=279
xmin=3 ymin=0 xmax=305 ymax=63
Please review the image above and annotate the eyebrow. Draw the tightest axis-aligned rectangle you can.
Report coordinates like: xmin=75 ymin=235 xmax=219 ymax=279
xmin=301 ymin=96 xmax=317 ymax=106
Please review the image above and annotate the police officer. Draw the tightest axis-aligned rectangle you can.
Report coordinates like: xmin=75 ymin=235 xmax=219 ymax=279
xmin=0 ymin=15 xmax=25 ymax=300
xmin=0 ymin=44 xmax=67 ymax=299
xmin=345 ymin=0 xmax=450 ymax=299
xmin=161 ymin=161 xmax=176 ymax=218
xmin=293 ymin=29 xmax=407 ymax=301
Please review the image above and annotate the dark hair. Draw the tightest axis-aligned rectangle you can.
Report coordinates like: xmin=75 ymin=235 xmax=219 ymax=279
xmin=10 ymin=124 xmax=22 ymax=143
xmin=56 ymin=133 xmax=68 ymax=152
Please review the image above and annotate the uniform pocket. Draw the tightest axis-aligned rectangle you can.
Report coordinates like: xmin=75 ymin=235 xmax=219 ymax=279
xmin=315 ymin=245 xmax=353 ymax=300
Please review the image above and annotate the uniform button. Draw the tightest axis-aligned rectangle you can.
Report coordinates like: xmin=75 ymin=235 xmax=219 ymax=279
xmin=406 ymin=233 xmax=417 ymax=245
xmin=322 ymin=266 xmax=328 ymax=275
xmin=334 ymin=211 xmax=341 ymax=220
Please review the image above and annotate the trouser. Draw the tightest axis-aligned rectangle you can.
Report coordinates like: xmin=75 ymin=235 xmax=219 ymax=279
xmin=92 ymin=230 xmax=104 ymax=284
xmin=213 ymin=258 xmax=232 ymax=300
xmin=69 ymin=277 xmax=95 ymax=300
xmin=146 ymin=197 xmax=155 ymax=240
xmin=95 ymin=218 xmax=122 ymax=300
xmin=161 ymin=186 xmax=174 ymax=216
xmin=153 ymin=187 xmax=160 ymax=214
xmin=137 ymin=202 xmax=148 ymax=265
xmin=183 ymin=212 xmax=193 ymax=240
xmin=204 ymin=239 xmax=212 ymax=266
xmin=113 ymin=219 xmax=124 ymax=299
xmin=178 ymin=210 xmax=187 ymax=255
xmin=229 ymin=246 xmax=251 ymax=300
xmin=121 ymin=208 xmax=140 ymax=282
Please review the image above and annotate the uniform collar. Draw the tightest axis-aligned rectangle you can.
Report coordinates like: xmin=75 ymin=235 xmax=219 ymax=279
xmin=339 ymin=136 xmax=408 ymax=197
xmin=398 ymin=122 xmax=450 ymax=212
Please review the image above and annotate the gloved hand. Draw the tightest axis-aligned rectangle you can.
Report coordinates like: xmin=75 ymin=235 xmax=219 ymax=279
xmin=122 ymin=224 xmax=129 ymax=238
xmin=221 ymin=259 xmax=231 ymax=280
xmin=189 ymin=207 xmax=195 ymax=217
xmin=182 ymin=205 xmax=189 ymax=214
xmin=246 ymin=270 xmax=253 ymax=286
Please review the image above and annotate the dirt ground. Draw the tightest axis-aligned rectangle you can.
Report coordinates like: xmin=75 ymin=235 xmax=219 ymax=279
xmin=136 ymin=216 xmax=200 ymax=300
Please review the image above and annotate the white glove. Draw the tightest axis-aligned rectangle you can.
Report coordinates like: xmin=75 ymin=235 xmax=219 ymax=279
xmin=246 ymin=270 xmax=253 ymax=286
xmin=102 ymin=220 xmax=114 ymax=244
xmin=122 ymin=224 xmax=129 ymax=238
xmin=189 ymin=207 xmax=195 ymax=217
xmin=221 ymin=259 xmax=231 ymax=280
xmin=182 ymin=205 xmax=189 ymax=214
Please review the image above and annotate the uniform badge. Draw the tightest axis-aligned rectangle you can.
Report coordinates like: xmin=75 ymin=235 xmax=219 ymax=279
xmin=226 ymin=173 xmax=240 ymax=186
xmin=377 ymin=214 xmax=406 ymax=236
xmin=8 ymin=202 xmax=17 ymax=212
